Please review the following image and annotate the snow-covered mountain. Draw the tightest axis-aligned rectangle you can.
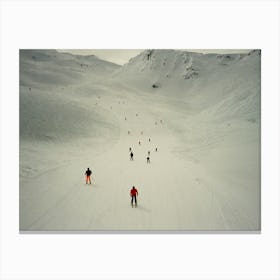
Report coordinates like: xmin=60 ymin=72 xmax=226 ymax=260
xmin=20 ymin=50 xmax=121 ymax=141
xmin=20 ymin=49 xmax=261 ymax=231
xmin=115 ymin=49 xmax=260 ymax=117
xmin=20 ymin=49 xmax=120 ymax=86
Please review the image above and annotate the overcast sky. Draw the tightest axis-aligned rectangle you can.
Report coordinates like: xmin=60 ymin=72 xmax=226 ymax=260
xmin=58 ymin=49 xmax=251 ymax=65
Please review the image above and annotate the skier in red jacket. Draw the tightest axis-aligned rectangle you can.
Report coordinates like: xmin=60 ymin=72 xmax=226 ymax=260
xmin=130 ymin=186 xmax=138 ymax=207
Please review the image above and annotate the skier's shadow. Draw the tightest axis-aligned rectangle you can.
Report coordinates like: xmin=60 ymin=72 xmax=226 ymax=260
xmin=136 ymin=205 xmax=151 ymax=213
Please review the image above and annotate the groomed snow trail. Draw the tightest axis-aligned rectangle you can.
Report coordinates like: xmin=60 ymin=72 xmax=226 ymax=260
xmin=20 ymin=84 xmax=258 ymax=231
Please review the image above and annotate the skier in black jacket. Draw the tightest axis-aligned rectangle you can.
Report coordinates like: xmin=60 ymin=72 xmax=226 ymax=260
xmin=85 ymin=167 xmax=92 ymax=184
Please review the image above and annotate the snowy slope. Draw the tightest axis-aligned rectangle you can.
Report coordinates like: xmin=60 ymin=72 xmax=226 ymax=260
xmin=20 ymin=49 xmax=260 ymax=231
xmin=20 ymin=50 xmax=121 ymax=177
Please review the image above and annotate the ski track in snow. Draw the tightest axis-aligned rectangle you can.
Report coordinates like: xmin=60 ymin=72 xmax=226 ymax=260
xmin=20 ymin=90 xmax=214 ymax=231
xmin=20 ymin=89 xmax=258 ymax=231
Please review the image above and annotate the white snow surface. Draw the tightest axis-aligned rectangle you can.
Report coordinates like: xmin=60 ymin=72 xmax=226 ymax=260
xmin=20 ymin=49 xmax=260 ymax=231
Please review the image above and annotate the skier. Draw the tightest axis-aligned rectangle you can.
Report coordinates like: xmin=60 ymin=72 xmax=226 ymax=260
xmin=130 ymin=152 xmax=134 ymax=161
xmin=155 ymin=147 xmax=158 ymax=152
xmin=138 ymin=141 xmax=141 ymax=145
xmin=148 ymin=151 xmax=150 ymax=156
xmin=85 ymin=167 xmax=92 ymax=184
xmin=147 ymin=156 xmax=150 ymax=163
xmin=130 ymin=186 xmax=138 ymax=207
xmin=128 ymin=130 xmax=130 ymax=135
xmin=148 ymin=138 xmax=151 ymax=142
xmin=129 ymin=147 xmax=132 ymax=152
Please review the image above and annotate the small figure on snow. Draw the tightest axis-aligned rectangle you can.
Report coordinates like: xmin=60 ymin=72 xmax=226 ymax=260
xmin=148 ymin=138 xmax=151 ymax=142
xmin=130 ymin=186 xmax=138 ymax=207
xmin=148 ymin=151 xmax=150 ymax=156
xmin=155 ymin=147 xmax=158 ymax=152
xmin=130 ymin=152 xmax=134 ymax=161
xmin=146 ymin=156 xmax=150 ymax=164
xmin=85 ymin=167 xmax=92 ymax=184
xmin=128 ymin=130 xmax=130 ymax=135
xmin=138 ymin=141 xmax=141 ymax=145
xmin=129 ymin=147 xmax=132 ymax=152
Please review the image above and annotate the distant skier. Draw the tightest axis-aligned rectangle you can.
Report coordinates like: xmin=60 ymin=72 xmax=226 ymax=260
xmin=148 ymin=151 xmax=150 ymax=156
xmin=129 ymin=147 xmax=132 ymax=152
xmin=128 ymin=130 xmax=130 ymax=135
xmin=85 ymin=167 xmax=92 ymax=184
xmin=130 ymin=152 xmax=134 ymax=161
xmin=130 ymin=186 xmax=138 ymax=207
xmin=148 ymin=138 xmax=151 ymax=142
xmin=138 ymin=141 xmax=141 ymax=145
xmin=155 ymin=147 xmax=158 ymax=152
xmin=147 ymin=156 xmax=150 ymax=163
xmin=125 ymin=117 xmax=127 ymax=121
